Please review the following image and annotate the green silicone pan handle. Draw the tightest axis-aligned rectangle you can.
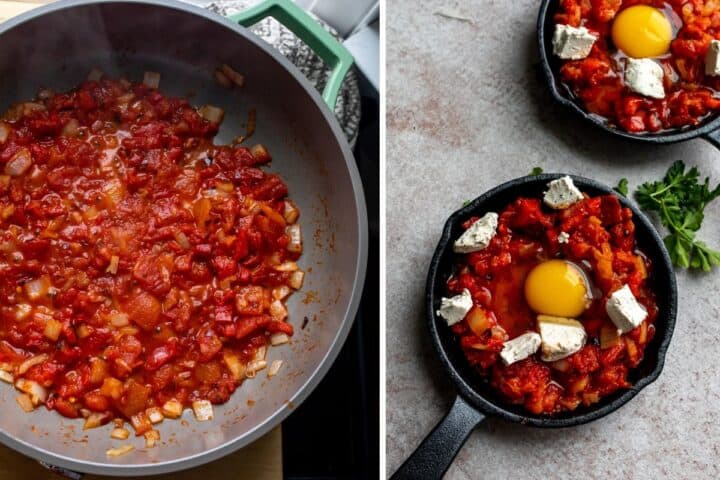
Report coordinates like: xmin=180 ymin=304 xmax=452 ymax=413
xmin=228 ymin=0 xmax=354 ymax=110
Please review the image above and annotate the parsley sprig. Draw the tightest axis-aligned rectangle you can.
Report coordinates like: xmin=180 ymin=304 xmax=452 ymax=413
xmin=635 ymin=161 xmax=720 ymax=271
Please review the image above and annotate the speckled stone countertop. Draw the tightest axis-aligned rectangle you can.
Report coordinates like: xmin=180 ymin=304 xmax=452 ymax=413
xmin=386 ymin=1 xmax=720 ymax=478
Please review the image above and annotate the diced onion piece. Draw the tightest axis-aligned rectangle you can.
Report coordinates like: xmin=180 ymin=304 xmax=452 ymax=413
xmin=223 ymin=350 xmax=246 ymax=380
xmin=83 ymin=412 xmax=106 ymax=430
xmin=43 ymin=319 xmax=63 ymax=341
xmin=600 ymin=324 xmax=621 ymax=349
xmin=146 ymin=407 xmax=164 ymax=424
xmin=286 ymin=224 xmax=302 ymax=253
xmin=16 ymin=394 xmax=34 ymax=412
xmin=15 ymin=378 xmax=47 ymax=405
xmin=143 ymin=71 xmax=161 ymax=89
xmin=220 ymin=64 xmax=245 ymax=87
xmin=244 ymin=197 xmax=261 ymax=214
xmin=0 ymin=362 xmax=12 ymax=372
xmin=255 ymin=345 xmax=267 ymax=362
xmin=37 ymin=89 xmax=54 ymax=100
xmin=270 ymin=333 xmax=290 ymax=346
xmin=217 ymin=182 xmax=234 ymax=193
xmin=103 ymin=180 xmax=124 ymax=208
xmin=193 ymin=198 xmax=211 ymax=231
xmin=144 ymin=429 xmax=160 ymax=448
xmin=100 ymin=377 xmax=123 ymax=400
xmin=569 ymin=375 xmax=590 ymax=394
xmin=106 ymin=255 xmax=119 ymax=275
xmin=5 ymin=148 xmax=32 ymax=177
xmin=106 ymin=445 xmax=134 ymax=457
xmin=0 ymin=370 xmax=13 ymax=383
xmin=288 ymin=271 xmax=305 ymax=290
xmin=77 ymin=324 xmax=91 ymax=339
xmin=110 ymin=427 xmax=130 ymax=440
xmin=269 ymin=300 xmax=287 ymax=321
xmin=245 ymin=360 xmax=267 ymax=378
xmin=161 ymin=399 xmax=183 ymax=419
xmin=250 ymin=144 xmax=271 ymax=163
xmin=0 ymin=122 xmax=9 ymax=144
xmin=15 ymin=304 xmax=32 ymax=321
xmin=174 ymin=231 xmax=190 ymax=250
xmin=283 ymin=200 xmax=299 ymax=224
xmin=214 ymin=69 xmax=232 ymax=88
xmin=198 ymin=105 xmax=224 ymax=124
xmin=61 ymin=119 xmax=79 ymax=137
xmin=192 ymin=400 xmax=214 ymax=421
xmin=272 ymin=286 xmax=291 ymax=301
xmin=261 ymin=204 xmax=286 ymax=226
xmin=267 ymin=360 xmax=283 ymax=378
xmin=83 ymin=206 xmax=99 ymax=221
xmin=637 ymin=321 xmax=648 ymax=345
xmin=466 ymin=307 xmax=491 ymax=337
xmin=89 ymin=357 xmax=108 ymax=384
xmin=130 ymin=412 xmax=152 ymax=435
xmin=87 ymin=68 xmax=103 ymax=81
xmin=274 ymin=261 xmax=298 ymax=272
xmin=24 ymin=275 xmax=51 ymax=301
xmin=18 ymin=354 xmax=48 ymax=375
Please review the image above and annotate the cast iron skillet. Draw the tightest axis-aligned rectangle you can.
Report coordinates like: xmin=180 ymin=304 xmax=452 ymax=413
xmin=538 ymin=0 xmax=720 ymax=150
xmin=391 ymin=175 xmax=677 ymax=480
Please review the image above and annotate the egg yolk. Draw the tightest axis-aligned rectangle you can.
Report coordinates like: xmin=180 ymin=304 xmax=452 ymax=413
xmin=524 ymin=260 xmax=589 ymax=318
xmin=611 ymin=5 xmax=673 ymax=58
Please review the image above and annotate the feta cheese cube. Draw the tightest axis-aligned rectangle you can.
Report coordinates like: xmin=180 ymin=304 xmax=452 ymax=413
xmin=543 ymin=176 xmax=584 ymax=210
xmin=557 ymin=232 xmax=570 ymax=244
xmin=453 ymin=212 xmax=498 ymax=253
xmin=537 ymin=315 xmax=587 ymax=362
xmin=552 ymin=24 xmax=597 ymax=60
xmin=499 ymin=332 xmax=541 ymax=366
xmin=605 ymin=284 xmax=647 ymax=334
xmin=436 ymin=289 xmax=473 ymax=326
xmin=625 ymin=58 xmax=665 ymax=99
xmin=706 ymin=40 xmax=720 ymax=76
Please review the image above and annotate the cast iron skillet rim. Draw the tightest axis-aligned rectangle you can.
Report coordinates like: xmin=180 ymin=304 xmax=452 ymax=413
xmin=536 ymin=0 xmax=720 ymax=144
xmin=426 ymin=174 xmax=677 ymax=428
xmin=0 ymin=0 xmax=369 ymax=476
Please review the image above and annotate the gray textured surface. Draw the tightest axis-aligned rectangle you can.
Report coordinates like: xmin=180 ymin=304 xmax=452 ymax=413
xmin=386 ymin=1 xmax=720 ymax=478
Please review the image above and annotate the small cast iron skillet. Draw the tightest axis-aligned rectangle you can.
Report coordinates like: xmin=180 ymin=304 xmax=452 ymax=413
xmin=538 ymin=0 xmax=720 ymax=150
xmin=391 ymin=175 xmax=677 ymax=480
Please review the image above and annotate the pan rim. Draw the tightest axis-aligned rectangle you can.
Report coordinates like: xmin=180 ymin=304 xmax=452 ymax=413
xmin=0 ymin=0 xmax=369 ymax=475
xmin=426 ymin=174 xmax=677 ymax=428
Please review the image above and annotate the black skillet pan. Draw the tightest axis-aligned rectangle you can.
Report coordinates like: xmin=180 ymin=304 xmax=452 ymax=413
xmin=538 ymin=0 xmax=720 ymax=150
xmin=391 ymin=175 xmax=678 ymax=480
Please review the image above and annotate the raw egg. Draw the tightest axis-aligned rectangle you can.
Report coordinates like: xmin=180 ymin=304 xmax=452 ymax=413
xmin=611 ymin=5 xmax=673 ymax=58
xmin=524 ymin=260 xmax=589 ymax=318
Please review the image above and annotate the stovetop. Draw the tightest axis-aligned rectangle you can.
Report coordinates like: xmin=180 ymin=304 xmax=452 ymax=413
xmin=281 ymin=91 xmax=378 ymax=479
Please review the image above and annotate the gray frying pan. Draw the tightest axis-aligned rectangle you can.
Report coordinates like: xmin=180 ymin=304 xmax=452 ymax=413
xmin=0 ymin=0 xmax=367 ymax=475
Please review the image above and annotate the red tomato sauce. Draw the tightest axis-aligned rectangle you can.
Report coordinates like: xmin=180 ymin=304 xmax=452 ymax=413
xmin=447 ymin=194 xmax=658 ymax=414
xmin=0 ymin=77 xmax=302 ymax=433
xmin=555 ymin=0 xmax=720 ymax=133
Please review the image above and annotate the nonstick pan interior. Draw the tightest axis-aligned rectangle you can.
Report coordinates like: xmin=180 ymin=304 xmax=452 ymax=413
xmin=0 ymin=0 xmax=367 ymax=475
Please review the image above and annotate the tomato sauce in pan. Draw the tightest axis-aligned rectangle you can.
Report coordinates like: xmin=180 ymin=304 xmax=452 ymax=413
xmin=447 ymin=195 xmax=659 ymax=414
xmin=0 ymin=77 xmax=303 ymax=434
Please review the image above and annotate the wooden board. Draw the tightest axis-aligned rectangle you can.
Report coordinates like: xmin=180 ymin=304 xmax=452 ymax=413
xmin=0 ymin=1 xmax=283 ymax=478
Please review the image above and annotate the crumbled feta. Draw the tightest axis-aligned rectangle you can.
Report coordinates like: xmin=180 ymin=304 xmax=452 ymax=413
xmin=706 ymin=40 xmax=720 ymax=76
xmin=436 ymin=289 xmax=473 ymax=326
xmin=557 ymin=232 xmax=570 ymax=244
xmin=499 ymin=332 xmax=541 ymax=366
xmin=625 ymin=58 xmax=665 ymax=99
xmin=605 ymin=284 xmax=647 ymax=334
xmin=543 ymin=176 xmax=584 ymax=210
xmin=453 ymin=212 xmax=498 ymax=253
xmin=552 ymin=24 xmax=597 ymax=60
xmin=537 ymin=315 xmax=587 ymax=362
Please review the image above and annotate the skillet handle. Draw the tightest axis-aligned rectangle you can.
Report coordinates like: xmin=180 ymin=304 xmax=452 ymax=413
xmin=390 ymin=396 xmax=485 ymax=480
xmin=703 ymin=129 xmax=720 ymax=151
xmin=227 ymin=0 xmax=354 ymax=110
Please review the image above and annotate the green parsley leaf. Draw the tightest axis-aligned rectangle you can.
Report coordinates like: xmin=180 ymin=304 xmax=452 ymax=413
xmin=614 ymin=178 xmax=629 ymax=196
xmin=634 ymin=161 xmax=720 ymax=271
xmin=530 ymin=167 xmax=543 ymax=176
xmin=462 ymin=199 xmax=471 ymax=207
